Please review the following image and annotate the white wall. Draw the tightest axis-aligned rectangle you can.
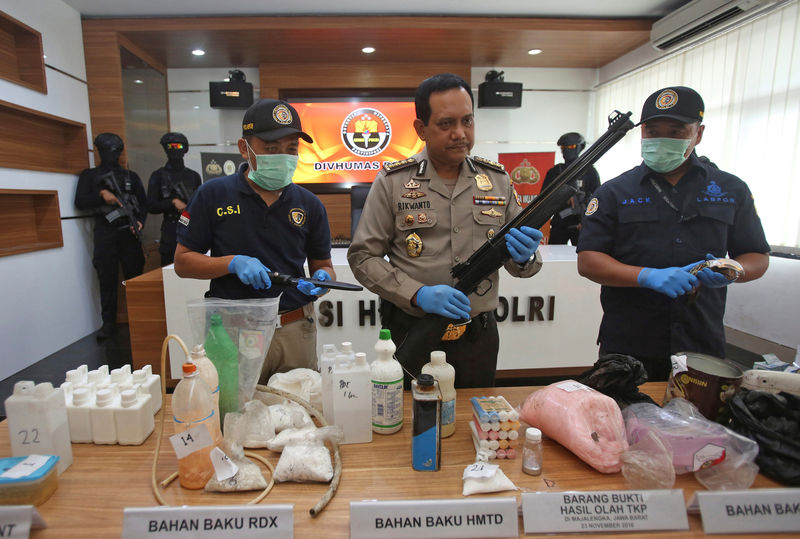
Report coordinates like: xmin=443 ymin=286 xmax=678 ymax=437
xmin=0 ymin=0 xmax=96 ymax=380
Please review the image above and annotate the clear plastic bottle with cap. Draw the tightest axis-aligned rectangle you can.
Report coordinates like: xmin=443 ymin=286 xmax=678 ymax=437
xmin=190 ymin=344 xmax=221 ymax=436
xmin=172 ymin=362 xmax=221 ymax=489
xmin=331 ymin=351 xmax=372 ymax=444
xmin=319 ymin=343 xmax=338 ymax=423
xmin=115 ymin=389 xmax=154 ymax=445
xmin=370 ymin=329 xmax=403 ymax=434
xmin=204 ymin=313 xmax=239 ymax=427
xmin=522 ymin=427 xmax=543 ymax=476
xmin=421 ymin=350 xmax=456 ymax=438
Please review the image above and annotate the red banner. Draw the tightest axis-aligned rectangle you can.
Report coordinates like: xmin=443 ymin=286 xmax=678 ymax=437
xmin=497 ymin=152 xmax=555 ymax=208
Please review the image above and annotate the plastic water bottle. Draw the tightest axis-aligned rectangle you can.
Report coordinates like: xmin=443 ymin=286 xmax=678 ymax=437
xmin=204 ymin=313 xmax=238 ymax=428
xmin=190 ymin=344 xmax=221 ymax=437
xmin=172 ymin=362 xmax=221 ymax=489
xmin=371 ymin=329 xmax=403 ymax=434
xmin=422 ymin=350 xmax=456 ymax=438
xmin=319 ymin=343 xmax=338 ymax=423
xmin=332 ymin=352 xmax=372 ymax=444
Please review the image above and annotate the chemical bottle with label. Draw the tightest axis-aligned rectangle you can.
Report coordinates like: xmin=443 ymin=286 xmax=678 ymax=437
xmin=204 ymin=313 xmax=239 ymax=428
xmin=332 ymin=352 xmax=372 ymax=444
xmin=319 ymin=343 xmax=338 ymax=423
xmin=190 ymin=344 xmax=221 ymax=436
xmin=172 ymin=362 xmax=221 ymax=489
xmin=370 ymin=329 xmax=403 ymax=434
xmin=4 ymin=381 xmax=73 ymax=474
xmin=411 ymin=374 xmax=441 ymax=471
xmin=421 ymin=350 xmax=456 ymax=438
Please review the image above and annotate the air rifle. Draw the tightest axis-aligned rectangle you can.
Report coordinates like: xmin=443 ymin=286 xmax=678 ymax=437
xmin=394 ymin=110 xmax=635 ymax=377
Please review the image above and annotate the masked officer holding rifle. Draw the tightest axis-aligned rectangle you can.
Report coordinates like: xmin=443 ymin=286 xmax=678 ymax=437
xmin=75 ymin=133 xmax=147 ymax=341
xmin=348 ymin=73 xmax=544 ymax=388
xmin=147 ymin=132 xmax=202 ymax=266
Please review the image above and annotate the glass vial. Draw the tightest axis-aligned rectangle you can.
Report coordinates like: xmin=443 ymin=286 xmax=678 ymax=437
xmin=522 ymin=427 xmax=543 ymax=476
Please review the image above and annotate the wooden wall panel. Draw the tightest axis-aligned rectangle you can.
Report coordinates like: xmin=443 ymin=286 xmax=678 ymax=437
xmin=82 ymin=28 xmax=126 ymax=162
xmin=317 ymin=193 xmax=351 ymax=239
xmin=260 ymin=62 xmax=470 ymax=92
xmin=0 ymin=10 xmax=46 ymax=93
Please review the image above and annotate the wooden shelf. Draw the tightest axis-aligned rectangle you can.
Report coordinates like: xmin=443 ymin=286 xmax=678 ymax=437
xmin=0 ymin=10 xmax=46 ymax=93
xmin=0 ymin=188 xmax=63 ymax=257
xmin=0 ymin=98 xmax=88 ymax=173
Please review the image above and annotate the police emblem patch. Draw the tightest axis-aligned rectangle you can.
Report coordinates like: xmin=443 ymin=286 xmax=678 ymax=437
xmin=585 ymin=197 xmax=599 ymax=216
xmin=289 ymin=208 xmax=306 ymax=226
xmin=273 ymin=104 xmax=293 ymax=125
xmin=178 ymin=211 xmax=190 ymax=227
xmin=655 ymin=89 xmax=679 ymax=110
xmin=406 ymin=232 xmax=422 ymax=257
xmin=341 ymin=107 xmax=392 ymax=157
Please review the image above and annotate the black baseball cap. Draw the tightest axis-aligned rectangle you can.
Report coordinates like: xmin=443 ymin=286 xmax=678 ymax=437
xmin=241 ymin=98 xmax=313 ymax=143
xmin=639 ymin=86 xmax=704 ymax=125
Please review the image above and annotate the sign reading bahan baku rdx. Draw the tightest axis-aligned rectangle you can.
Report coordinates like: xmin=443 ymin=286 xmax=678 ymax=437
xmin=292 ymin=101 xmax=424 ymax=184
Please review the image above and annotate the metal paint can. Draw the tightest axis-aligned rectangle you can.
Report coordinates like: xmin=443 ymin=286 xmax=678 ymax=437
xmin=663 ymin=352 xmax=744 ymax=420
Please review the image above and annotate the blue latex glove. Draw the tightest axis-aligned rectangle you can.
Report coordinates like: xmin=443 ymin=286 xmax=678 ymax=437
xmin=297 ymin=269 xmax=331 ymax=296
xmin=505 ymin=226 xmax=543 ymax=264
xmin=694 ymin=253 xmax=732 ymax=288
xmin=637 ymin=264 xmax=699 ymax=298
xmin=228 ymin=255 xmax=271 ymax=290
xmin=415 ymin=285 xmax=471 ymax=319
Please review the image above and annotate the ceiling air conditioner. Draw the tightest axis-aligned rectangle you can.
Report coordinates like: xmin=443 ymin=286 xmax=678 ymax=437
xmin=651 ymin=0 xmax=779 ymax=51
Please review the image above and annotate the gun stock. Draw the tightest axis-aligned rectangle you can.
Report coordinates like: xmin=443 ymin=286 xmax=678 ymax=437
xmin=394 ymin=110 xmax=634 ymax=378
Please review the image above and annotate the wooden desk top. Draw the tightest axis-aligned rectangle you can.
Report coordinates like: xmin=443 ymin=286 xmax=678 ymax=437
xmin=2 ymin=383 xmax=782 ymax=538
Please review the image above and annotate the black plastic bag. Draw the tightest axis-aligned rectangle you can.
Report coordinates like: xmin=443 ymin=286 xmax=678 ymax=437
xmin=718 ymin=389 xmax=800 ymax=486
xmin=576 ymin=354 xmax=657 ymax=408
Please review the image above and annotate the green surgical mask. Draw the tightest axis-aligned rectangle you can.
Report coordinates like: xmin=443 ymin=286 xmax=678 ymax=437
xmin=641 ymin=137 xmax=691 ymax=173
xmin=245 ymin=140 xmax=298 ymax=191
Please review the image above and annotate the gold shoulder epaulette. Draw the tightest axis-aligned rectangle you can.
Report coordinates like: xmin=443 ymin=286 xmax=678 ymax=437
xmin=383 ymin=157 xmax=417 ymax=173
xmin=472 ymin=155 xmax=505 ymax=173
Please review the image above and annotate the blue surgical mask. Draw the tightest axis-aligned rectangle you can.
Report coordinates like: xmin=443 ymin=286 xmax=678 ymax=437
xmin=245 ymin=140 xmax=298 ymax=191
xmin=641 ymin=137 xmax=691 ymax=173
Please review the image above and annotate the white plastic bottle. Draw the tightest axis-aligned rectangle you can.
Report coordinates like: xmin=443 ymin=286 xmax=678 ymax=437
xmin=66 ymin=387 xmax=94 ymax=443
xmin=133 ymin=364 xmax=162 ymax=414
xmin=172 ymin=362 xmax=221 ymax=489
xmin=422 ymin=350 xmax=456 ymax=438
xmin=115 ymin=389 xmax=154 ymax=445
xmin=190 ymin=344 xmax=221 ymax=436
xmin=91 ymin=388 xmax=118 ymax=444
xmin=370 ymin=329 xmax=403 ymax=434
xmin=332 ymin=352 xmax=372 ymax=444
xmin=4 ymin=381 xmax=73 ymax=474
xmin=319 ymin=343 xmax=338 ymax=424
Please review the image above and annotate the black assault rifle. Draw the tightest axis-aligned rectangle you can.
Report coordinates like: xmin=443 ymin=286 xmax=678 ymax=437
xmin=394 ymin=110 xmax=635 ymax=377
xmin=98 ymin=170 xmax=143 ymax=243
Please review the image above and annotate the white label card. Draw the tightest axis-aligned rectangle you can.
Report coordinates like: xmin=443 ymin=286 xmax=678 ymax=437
xmin=169 ymin=423 xmax=213 ymax=460
xmin=696 ymin=488 xmax=800 ymax=534
xmin=122 ymin=505 xmax=293 ymax=538
xmin=350 ymin=497 xmax=518 ymax=538
xmin=0 ymin=455 xmax=50 ymax=479
xmin=522 ymin=489 xmax=688 ymax=533
xmin=0 ymin=506 xmax=46 ymax=538
xmin=463 ymin=462 xmax=498 ymax=479
xmin=555 ymin=381 xmax=591 ymax=392
xmin=210 ymin=447 xmax=238 ymax=481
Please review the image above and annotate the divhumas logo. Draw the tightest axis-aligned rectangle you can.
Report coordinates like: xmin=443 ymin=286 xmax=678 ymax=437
xmin=341 ymin=108 xmax=392 ymax=157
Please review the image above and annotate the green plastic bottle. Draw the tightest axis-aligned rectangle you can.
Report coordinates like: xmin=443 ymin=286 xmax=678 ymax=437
xmin=203 ymin=313 xmax=239 ymax=430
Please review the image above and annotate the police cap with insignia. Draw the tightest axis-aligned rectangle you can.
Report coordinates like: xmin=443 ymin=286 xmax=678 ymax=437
xmin=242 ymin=98 xmax=313 ymax=143
xmin=640 ymin=86 xmax=704 ymax=125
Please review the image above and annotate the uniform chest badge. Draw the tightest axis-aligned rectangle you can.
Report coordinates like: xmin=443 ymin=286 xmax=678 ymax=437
xmin=406 ymin=232 xmax=423 ymax=257
xmin=481 ymin=208 xmax=502 ymax=218
xmin=405 ymin=214 xmax=414 ymax=225
xmin=475 ymin=174 xmax=493 ymax=191
xmin=487 ymin=228 xmax=496 ymax=239
xmin=404 ymin=179 xmax=421 ymax=189
xmin=289 ymin=208 xmax=306 ymax=226
xmin=402 ymin=190 xmax=426 ymax=199
xmin=417 ymin=213 xmax=429 ymax=223
xmin=585 ymin=197 xmax=599 ymax=216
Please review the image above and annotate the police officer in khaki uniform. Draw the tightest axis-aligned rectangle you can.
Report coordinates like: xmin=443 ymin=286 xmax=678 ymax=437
xmin=348 ymin=73 xmax=543 ymax=388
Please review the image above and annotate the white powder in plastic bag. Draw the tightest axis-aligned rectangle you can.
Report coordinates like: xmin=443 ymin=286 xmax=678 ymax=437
xmin=273 ymin=443 xmax=333 ymax=483
xmin=268 ymin=402 xmax=312 ymax=432
xmin=205 ymin=456 xmax=268 ymax=492
xmin=462 ymin=462 xmax=518 ymax=496
xmin=266 ymin=424 xmax=317 ymax=452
